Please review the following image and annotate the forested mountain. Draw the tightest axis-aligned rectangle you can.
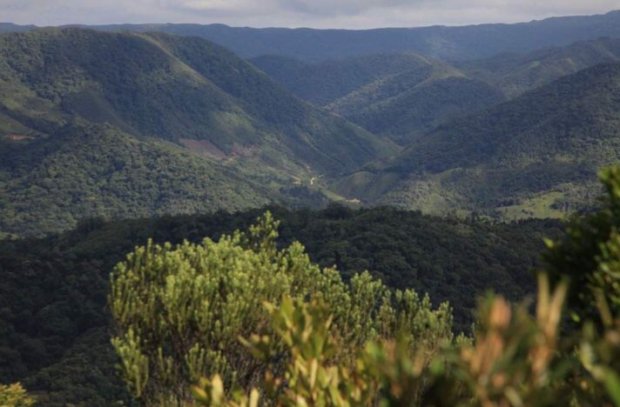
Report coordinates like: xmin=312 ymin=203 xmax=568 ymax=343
xmin=0 ymin=206 xmax=561 ymax=405
xmin=334 ymin=63 xmax=620 ymax=218
xmin=328 ymin=67 xmax=504 ymax=144
xmin=249 ymin=53 xmax=435 ymax=106
xmin=0 ymin=28 xmax=394 ymax=236
xmin=460 ymin=36 xmax=620 ymax=97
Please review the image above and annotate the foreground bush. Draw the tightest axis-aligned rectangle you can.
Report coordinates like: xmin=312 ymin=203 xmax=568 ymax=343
xmin=0 ymin=382 xmax=35 ymax=407
xmin=109 ymin=213 xmax=453 ymax=405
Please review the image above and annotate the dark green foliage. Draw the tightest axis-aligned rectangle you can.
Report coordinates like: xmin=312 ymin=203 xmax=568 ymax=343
xmin=544 ymin=167 xmax=620 ymax=322
xmin=391 ymin=63 xmax=620 ymax=174
xmin=331 ymin=75 xmax=505 ymax=145
xmin=251 ymin=53 xmax=504 ymax=146
xmin=345 ymin=63 xmax=620 ymax=218
xmin=0 ymin=28 xmax=390 ymax=172
xmin=0 ymin=124 xmax=270 ymax=236
xmin=250 ymin=53 xmax=434 ymax=106
xmin=460 ymin=37 xmax=620 ymax=97
xmin=0 ymin=207 xmax=560 ymax=403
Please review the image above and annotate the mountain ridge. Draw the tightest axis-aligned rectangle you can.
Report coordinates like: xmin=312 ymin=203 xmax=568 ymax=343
xmin=3 ymin=10 xmax=620 ymax=61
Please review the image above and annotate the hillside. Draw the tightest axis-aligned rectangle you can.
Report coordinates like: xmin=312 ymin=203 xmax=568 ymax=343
xmin=249 ymin=53 xmax=434 ymax=105
xmin=334 ymin=63 xmax=620 ymax=218
xmin=461 ymin=37 xmax=620 ymax=97
xmin=329 ymin=67 xmax=505 ymax=144
xmin=0 ymin=206 xmax=561 ymax=405
xmin=0 ymin=28 xmax=394 ymax=236
xmin=0 ymin=125 xmax=273 ymax=236
xmin=251 ymin=53 xmax=504 ymax=145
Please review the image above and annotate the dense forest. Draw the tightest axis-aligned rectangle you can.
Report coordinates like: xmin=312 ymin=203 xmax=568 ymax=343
xmin=0 ymin=206 xmax=561 ymax=405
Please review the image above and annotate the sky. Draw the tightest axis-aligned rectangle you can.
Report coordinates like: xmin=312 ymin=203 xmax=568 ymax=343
xmin=1 ymin=0 xmax=619 ymax=29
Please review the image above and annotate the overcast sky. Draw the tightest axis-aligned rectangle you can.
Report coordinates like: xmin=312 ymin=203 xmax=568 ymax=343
xmin=1 ymin=0 xmax=619 ymax=28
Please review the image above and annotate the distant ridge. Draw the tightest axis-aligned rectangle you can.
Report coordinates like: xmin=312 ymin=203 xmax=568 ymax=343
xmin=2 ymin=10 xmax=617 ymax=61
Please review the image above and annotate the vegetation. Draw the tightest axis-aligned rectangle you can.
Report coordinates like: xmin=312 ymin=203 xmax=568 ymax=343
xmin=1 ymin=15 xmax=620 ymax=407
xmin=109 ymin=212 xmax=453 ymax=405
xmin=0 ymin=382 xmax=35 ymax=406
xmin=250 ymin=53 xmax=436 ymax=106
xmin=0 ymin=28 xmax=395 ymax=236
xmin=459 ymin=37 xmax=620 ymax=97
xmin=0 ymin=124 xmax=270 ymax=236
xmin=340 ymin=63 xmax=620 ymax=218
xmin=330 ymin=74 xmax=504 ymax=145
xmin=111 ymin=167 xmax=620 ymax=406
xmin=251 ymin=53 xmax=504 ymax=146
xmin=0 ymin=206 xmax=557 ymax=405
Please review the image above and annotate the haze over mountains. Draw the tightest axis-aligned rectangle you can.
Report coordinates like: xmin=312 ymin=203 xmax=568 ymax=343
xmin=87 ymin=10 xmax=620 ymax=61
xmin=1 ymin=10 xmax=620 ymax=236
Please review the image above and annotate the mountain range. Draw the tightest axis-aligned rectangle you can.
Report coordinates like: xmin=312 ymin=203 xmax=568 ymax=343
xmin=3 ymin=10 xmax=620 ymax=62
xmin=1 ymin=11 xmax=620 ymax=235
xmin=92 ymin=10 xmax=620 ymax=61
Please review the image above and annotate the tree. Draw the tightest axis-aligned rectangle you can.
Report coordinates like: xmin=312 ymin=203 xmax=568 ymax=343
xmin=0 ymin=382 xmax=35 ymax=407
xmin=544 ymin=166 xmax=620 ymax=324
xmin=109 ymin=212 xmax=453 ymax=406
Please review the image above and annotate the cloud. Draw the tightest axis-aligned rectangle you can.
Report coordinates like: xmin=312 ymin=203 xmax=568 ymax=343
xmin=0 ymin=0 xmax=617 ymax=28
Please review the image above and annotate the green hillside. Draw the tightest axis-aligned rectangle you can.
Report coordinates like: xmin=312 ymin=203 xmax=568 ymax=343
xmin=0 ymin=124 xmax=273 ymax=236
xmin=249 ymin=53 xmax=433 ymax=105
xmin=335 ymin=63 xmax=620 ymax=218
xmin=0 ymin=28 xmax=395 ymax=236
xmin=0 ymin=206 xmax=560 ymax=405
xmin=329 ymin=70 xmax=505 ymax=145
xmin=461 ymin=37 xmax=620 ymax=97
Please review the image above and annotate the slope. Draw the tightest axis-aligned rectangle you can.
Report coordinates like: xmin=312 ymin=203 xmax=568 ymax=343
xmin=0 ymin=28 xmax=392 ymax=175
xmin=0 ymin=28 xmax=395 ymax=235
xmin=249 ymin=53 xmax=434 ymax=106
xmin=4 ymin=11 xmax=620 ymax=62
xmin=335 ymin=63 xmax=620 ymax=218
xmin=328 ymin=65 xmax=505 ymax=145
xmin=461 ymin=37 xmax=620 ymax=97
xmin=251 ymin=52 xmax=505 ymax=145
